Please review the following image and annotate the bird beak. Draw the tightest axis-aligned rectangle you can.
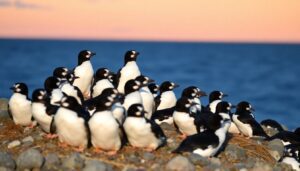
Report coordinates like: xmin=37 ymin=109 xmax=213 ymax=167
xmin=224 ymin=118 xmax=231 ymax=123
xmin=54 ymin=101 xmax=61 ymax=105
xmin=191 ymin=102 xmax=198 ymax=106
xmin=231 ymin=105 xmax=236 ymax=109
xmin=251 ymin=108 xmax=255 ymax=112
xmin=10 ymin=87 xmax=15 ymax=91
xmin=223 ymin=94 xmax=228 ymax=97
xmin=91 ymin=52 xmax=96 ymax=56
xmin=197 ymin=91 xmax=207 ymax=97
xmin=148 ymin=79 xmax=155 ymax=84
xmin=136 ymin=52 xmax=140 ymax=56
xmin=173 ymin=84 xmax=179 ymax=88
xmin=74 ymin=76 xmax=80 ymax=80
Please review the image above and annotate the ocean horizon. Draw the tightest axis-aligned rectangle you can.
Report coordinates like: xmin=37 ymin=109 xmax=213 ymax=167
xmin=1 ymin=38 xmax=300 ymax=129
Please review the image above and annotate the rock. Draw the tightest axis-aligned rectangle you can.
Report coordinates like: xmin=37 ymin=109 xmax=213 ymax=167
xmin=0 ymin=98 xmax=8 ymax=110
xmin=273 ymin=162 xmax=294 ymax=171
xmin=281 ymin=124 xmax=288 ymax=131
xmin=0 ymin=110 xmax=9 ymax=119
xmin=16 ymin=148 xmax=44 ymax=170
xmin=262 ymin=126 xmax=279 ymax=137
xmin=0 ymin=167 xmax=13 ymax=171
xmin=150 ymin=163 xmax=163 ymax=171
xmin=165 ymin=156 xmax=195 ymax=171
xmin=188 ymin=153 xmax=210 ymax=166
xmin=244 ymin=157 xmax=257 ymax=169
xmin=142 ymin=152 xmax=155 ymax=161
xmin=83 ymin=160 xmax=114 ymax=171
xmin=224 ymin=144 xmax=247 ymax=162
xmin=209 ymin=157 xmax=221 ymax=167
xmin=122 ymin=166 xmax=137 ymax=171
xmin=62 ymin=152 xmax=85 ymax=170
xmin=126 ymin=154 xmax=140 ymax=163
xmin=43 ymin=153 xmax=61 ymax=170
xmin=22 ymin=136 xmax=34 ymax=143
xmin=166 ymin=138 xmax=177 ymax=149
xmin=0 ymin=152 xmax=16 ymax=170
xmin=233 ymin=163 xmax=247 ymax=171
xmin=160 ymin=123 xmax=176 ymax=131
xmin=7 ymin=140 xmax=21 ymax=149
xmin=45 ymin=143 xmax=56 ymax=149
xmin=252 ymin=162 xmax=272 ymax=171
xmin=267 ymin=139 xmax=284 ymax=161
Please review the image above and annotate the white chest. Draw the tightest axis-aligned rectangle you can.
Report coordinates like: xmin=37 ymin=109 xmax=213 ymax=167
xmin=32 ymin=102 xmax=52 ymax=132
xmin=157 ymin=91 xmax=176 ymax=110
xmin=9 ymin=93 xmax=32 ymax=126
xmin=92 ymin=79 xmax=114 ymax=98
xmin=123 ymin=92 xmax=143 ymax=110
xmin=73 ymin=61 xmax=94 ymax=93
xmin=173 ymin=111 xmax=197 ymax=135
xmin=232 ymin=115 xmax=253 ymax=137
xmin=117 ymin=62 xmax=141 ymax=94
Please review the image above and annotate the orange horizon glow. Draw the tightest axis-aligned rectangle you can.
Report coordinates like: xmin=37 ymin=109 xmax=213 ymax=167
xmin=0 ymin=0 xmax=300 ymax=43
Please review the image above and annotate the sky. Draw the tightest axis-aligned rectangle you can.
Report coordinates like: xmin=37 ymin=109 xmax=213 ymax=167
xmin=0 ymin=0 xmax=300 ymax=42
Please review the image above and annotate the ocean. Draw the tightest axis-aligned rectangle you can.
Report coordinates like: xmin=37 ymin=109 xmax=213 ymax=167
xmin=1 ymin=38 xmax=300 ymax=129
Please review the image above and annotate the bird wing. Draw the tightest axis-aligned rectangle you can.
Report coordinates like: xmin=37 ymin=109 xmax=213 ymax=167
xmin=151 ymin=107 xmax=175 ymax=121
xmin=7 ymin=103 xmax=13 ymax=120
xmin=145 ymin=118 xmax=166 ymax=139
xmin=238 ymin=114 xmax=268 ymax=138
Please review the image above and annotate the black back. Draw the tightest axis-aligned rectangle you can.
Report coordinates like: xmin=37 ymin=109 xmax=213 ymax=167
xmin=260 ymin=119 xmax=284 ymax=132
xmin=53 ymin=67 xmax=68 ymax=80
xmin=175 ymin=97 xmax=192 ymax=113
xmin=181 ymin=86 xmax=199 ymax=99
xmin=78 ymin=50 xmax=95 ymax=65
xmin=295 ymin=127 xmax=300 ymax=137
xmin=135 ymin=75 xmax=154 ymax=87
xmin=11 ymin=82 xmax=29 ymax=97
xmin=124 ymin=79 xmax=141 ymax=95
xmin=127 ymin=104 xmax=145 ymax=118
xmin=209 ymin=91 xmax=226 ymax=103
xmin=124 ymin=50 xmax=139 ymax=64
xmin=32 ymin=89 xmax=47 ymax=103
xmin=148 ymin=83 xmax=159 ymax=95
xmin=44 ymin=76 xmax=60 ymax=93
xmin=267 ymin=131 xmax=300 ymax=144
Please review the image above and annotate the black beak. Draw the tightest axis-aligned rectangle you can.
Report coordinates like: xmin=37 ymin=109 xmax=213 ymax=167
xmin=231 ymin=105 xmax=236 ymax=109
xmin=223 ymin=94 xmax=228 ymax=97
xmin=136 ymin=52 xmax=140 ymax=56
xmin=10 ymin=87 xmax=15 ymax=91
xmin=197 ymin=91 xmax=207 ymax=97
xmin=54 ymin=101 xmax=61 ymax=105
xmin=173 ymin=84 xmax=179 ymax=88
xmin=224 ymin=118 xmax=231 ymax=123
xmin=91 ymin=52 xmax=96 ymax=56
xmin=191 ymin=102 xmax=198 ymax=106
xmin=74 ymin=76 xmax=80 ymax=80
xmin=148 ymin=79 xmax=155 ymax=84
xmin=251 ymin=108 xmax=255 ymax=112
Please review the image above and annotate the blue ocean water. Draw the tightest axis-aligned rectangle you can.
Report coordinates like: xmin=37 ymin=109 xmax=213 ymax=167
xmin=1 ymin=39 xmax=300 ymax=129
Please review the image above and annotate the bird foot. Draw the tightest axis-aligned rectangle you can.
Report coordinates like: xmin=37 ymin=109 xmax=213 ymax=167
xmin=106 ymin=150 xmax=117 ymax=156
xmin=27 ymin=123 xmax=36 ymax=129
xmin=179 ymin=134 xmax=187 ymax=139
xmin=44 ymin=133 xmax=58 ymax=139
xmin=144 ymin=147 xmax=155 ymax=152
xmin=58 ymin=141 xmax=69 ymax=148
xmin=73 ymin=146 xmax=85 ymax=152
xmin=93 ymin=147 xmax=104 ymax=154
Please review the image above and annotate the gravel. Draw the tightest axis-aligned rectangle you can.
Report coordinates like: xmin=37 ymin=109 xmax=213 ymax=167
xmin=224 ymin=144 xmax=247 ymax=162
xmin=7 ymin=140 xmax=21 ymax=149
xmin=165 ymin=156 xmax=195 ymax=171
xmin=16 ymin=148 xmax=44 ymax=170
xmin=83 ymin=160 xmax=114 ymax=171
xmin=21 ymin=136 xmax=34 ymax=143
xmin=142 ymin=152 xmax=155 ymax=161
xmin=126 ymin=154 xmax=140 ymax=163
xmin=0 ymin=152 xmax=16 ymax=170
xmin=267 ymin=139 xmax=284 ymax=161
xmin=188 ymin=153 xmax=210 ymax=166
xmin=62 ymin=152 xmax=85 ymax=170
xmin=42 ymin=153 xmax=61 ymax=170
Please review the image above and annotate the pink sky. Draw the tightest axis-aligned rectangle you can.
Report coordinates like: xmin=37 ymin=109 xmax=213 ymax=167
xmin=0 ymin=0 xmax=300 ymax=42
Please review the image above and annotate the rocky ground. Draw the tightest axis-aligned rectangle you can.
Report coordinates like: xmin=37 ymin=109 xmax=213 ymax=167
xmin=0 ymin=98 xmax=294 ymax=171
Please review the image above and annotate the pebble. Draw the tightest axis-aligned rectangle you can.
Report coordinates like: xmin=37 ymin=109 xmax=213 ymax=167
xmin=0 ymin=152 xmax=16 ymax=170
xmin=273 ymin=162 xmax=294 ymax=171
xmin=22 ymin=136 xmax=34 ymax=143
xmin=7 ymin=140 xmax=21 ymax=149
xmin=83 ymin=160 xmax=114 ymax=171
xmin=16 ymin=148 xmax=44 ymax=170
xmin=126 ymin=154 xmax=140 ymax=163
xmin=252 ymin=162 xmax=272 ymax=171
xmin=224 ymin=144 xmax=247 ymax=162
xmin=244 ymin=157 xmax=257 ymax=169
xmin=0 ymin=167 xmax=13 ymax=171
xmin=142 ymin=152 xmax=155 ymax=161
xmin=165 ymin=156 xmax=195 ymax=171
xmin=188 ymin=153 xmax=210 ymax=166
xmin=43 ymin=153 xmax=61 ymax=170
xmin=0 ymin=110 xmax=9 ymax=119
xmin=262 ymin=126 xmax=279 ymax=137
xmin=233 ymin=163 xmax=248 ymax=171
xmin=62 ymin=152 xmax=85 ymax=170
xmin=160 ymin=123 xmax=176 ymax=131
xmin=45 ymin=143 xmax=56 ymax=149
xmin=0 ymin=98 xmax=8 ymax=110
xmin=267 ymin=139 xmax=284 ymax=161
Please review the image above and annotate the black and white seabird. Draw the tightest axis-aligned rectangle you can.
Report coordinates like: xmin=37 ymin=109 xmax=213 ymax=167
xmin=44 ymin=76 xmax=64 ymax=106
xmin=122 ymin=79 xmax=143 ymax=111
xmin=181 ymin=86 xmax=207 ymax=114
xmin=135 ymin=75 xmax=155 ymax=119
xmin=54 ymin=96 xmax=91 ymax=151
xmin=151 ymin=81 xmax=179 ymax=125
xmin=73 ymin=50 xmax=96 ymax=99
xmin=90 ymin=68 xmax=114 ymax=98
xmin=205 ymin=90 xmax=227 ymax=113
xmin=59 ymin=72 xmax=84 ymax=105
xmin=260 ymin=119 xmax=285 ymax=132
xmin=280 ymin=144 xmax=300 ymax=171
xmin=148 ymin=83 xmax=159 ymax=98
xmin=31 ymin=89 xmax=57 ymax=136
xmin=116 ymin=50 xmax=141 ymax=94
xmin=88 ymin=95 xmax=124 ymax=155
xmin=173 ymin=114 xmax=231 ymax=157
xmin=8 ymin=82 xmax=34 ymax=127
xmin=123 ymin=104 xmax=166 ymax=151
xmin=232 ymin=101 xmax=268 ymax=138
xmin=53 ymin=67 xmax=69 ymax=83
